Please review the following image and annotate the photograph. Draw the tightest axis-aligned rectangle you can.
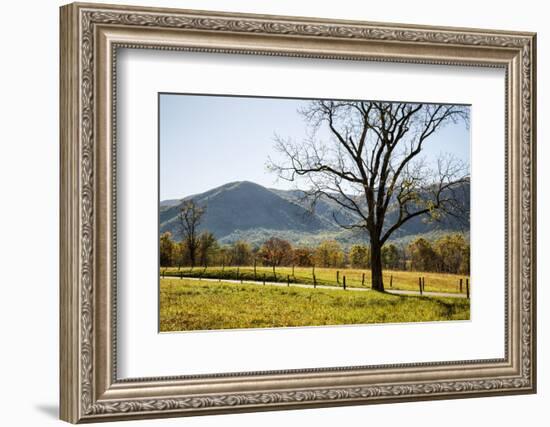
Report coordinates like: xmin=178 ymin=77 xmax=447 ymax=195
xmin=158 ymin=94 xmax=472 ymax=332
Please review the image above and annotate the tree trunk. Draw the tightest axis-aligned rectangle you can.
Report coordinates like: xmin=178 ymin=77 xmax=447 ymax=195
xmin=370 ymin=240 xmax=385 ymax=292
xmin=189 ymin=241 xmax=196 ymax=268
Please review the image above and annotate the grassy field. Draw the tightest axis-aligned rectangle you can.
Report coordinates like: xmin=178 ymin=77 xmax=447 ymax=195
xmin=160 ymin=278 xmax=470 ymax=332
xmin=161 ymin=265 xmax=469 ymax=294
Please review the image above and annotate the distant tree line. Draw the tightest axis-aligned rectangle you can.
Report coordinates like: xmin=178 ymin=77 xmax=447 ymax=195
xmin=160 ymin=232 xmax=469 ymax=275
xmin=348 ymin=234 xmax=470 ymax=274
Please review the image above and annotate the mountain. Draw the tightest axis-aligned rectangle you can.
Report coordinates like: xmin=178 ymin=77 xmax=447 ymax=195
xmin=269 ymin=188 xmax=362 ymax=227
xmin=160 ymin=180 xmax=469 ymax=247
xmin=270 ymin=183 xmax=469 ymax=239
xmin=159 ymin=199 xmax=182 ymax=208
xmin=160 ymin=181 xmax=335 ymax=244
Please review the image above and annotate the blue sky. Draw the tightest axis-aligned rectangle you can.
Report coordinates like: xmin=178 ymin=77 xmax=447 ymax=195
xmin=160 ymin=94 xmax=470 ymax=201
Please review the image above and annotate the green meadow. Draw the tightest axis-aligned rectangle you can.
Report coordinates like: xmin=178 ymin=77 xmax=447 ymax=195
xmin=160 ymin=278 xmax=470 ymax=332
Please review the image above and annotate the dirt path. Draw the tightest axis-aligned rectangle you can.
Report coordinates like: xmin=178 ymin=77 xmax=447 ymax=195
xmin=162 ymin=276 xmax=468 ymax=299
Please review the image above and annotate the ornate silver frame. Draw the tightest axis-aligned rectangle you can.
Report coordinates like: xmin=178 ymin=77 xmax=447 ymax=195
xmin=60 ymin=2 xmax=536 ymax=423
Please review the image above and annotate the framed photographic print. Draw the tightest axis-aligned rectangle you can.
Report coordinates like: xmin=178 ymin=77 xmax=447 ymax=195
xmin=60 ymin=2 xmax=537 ymax=423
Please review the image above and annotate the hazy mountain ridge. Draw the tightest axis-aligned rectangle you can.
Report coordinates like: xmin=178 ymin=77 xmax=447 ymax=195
xmin=160 ymin=180 xmax=469 ymax=247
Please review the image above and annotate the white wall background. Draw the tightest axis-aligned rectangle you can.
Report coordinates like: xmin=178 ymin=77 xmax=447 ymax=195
xmin=0 ymin=0 xmax=545 ymax=426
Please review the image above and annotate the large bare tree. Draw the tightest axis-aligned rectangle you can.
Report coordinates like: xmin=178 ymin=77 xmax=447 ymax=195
xmin=269 ymin=100 xmax=469 ymax=291
xmin=177 ymin=200 xmax=206 ymax=268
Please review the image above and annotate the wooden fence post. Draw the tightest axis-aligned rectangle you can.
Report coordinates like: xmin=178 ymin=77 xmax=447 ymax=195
xmin=313 ymin=274 xmax=317 ymax=288
xmin=361 ymin=273 xmax=365 ymax=286
xmin=180 ymin=271 xmax=183 ymax=280
xmin=336 ymin=270 xmax=340 ymax=284
xmin=263 ymin=273 xmax=266 ymax=285
xmin=343 ymin=276 xmax=346 ymax=290
xmin=459 ymin=278 xmax=463 ymax=292
xmin=466 ymin=278 xmax=470 ymax=299
xmin=390 ymin=275 xmax=393 ymax=288
xmin=418 ymin=277 xmax=422 ymax=295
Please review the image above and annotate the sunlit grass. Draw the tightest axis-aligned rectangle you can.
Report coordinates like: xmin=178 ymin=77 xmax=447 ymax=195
xmin=161 ymin=265 xmax=469 ymax=294
xmin=159 ymin=278 xmax=470 ymax=332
